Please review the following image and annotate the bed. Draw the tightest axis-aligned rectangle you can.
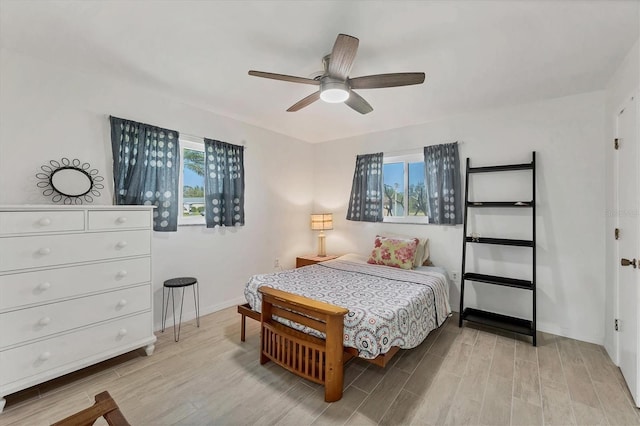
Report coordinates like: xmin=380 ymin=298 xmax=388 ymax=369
xmin=241 ymin=253 xmax=451 ymax=401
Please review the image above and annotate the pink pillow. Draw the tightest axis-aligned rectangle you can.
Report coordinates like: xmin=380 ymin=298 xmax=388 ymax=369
xmin=367 ymin=235 xmax=419 ymax=270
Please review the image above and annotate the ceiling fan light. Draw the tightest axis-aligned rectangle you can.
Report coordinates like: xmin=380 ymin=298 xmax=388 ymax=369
xmin=320 ymin=78 xmax=349 ymax=103
xmin=321 ymin=88 xmax=349 ymax=103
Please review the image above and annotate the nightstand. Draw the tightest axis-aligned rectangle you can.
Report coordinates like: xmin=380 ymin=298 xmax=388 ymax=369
xmin=296 ymin=254 xmax=339 ymax=268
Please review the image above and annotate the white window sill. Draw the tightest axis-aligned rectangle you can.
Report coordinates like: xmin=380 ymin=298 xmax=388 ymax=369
xmin=383 ymin=217 xmax=430 ymax=225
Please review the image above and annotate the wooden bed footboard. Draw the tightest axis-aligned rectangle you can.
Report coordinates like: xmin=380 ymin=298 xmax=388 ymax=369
xmin=258 ymin=286 xmax=349 ymax=402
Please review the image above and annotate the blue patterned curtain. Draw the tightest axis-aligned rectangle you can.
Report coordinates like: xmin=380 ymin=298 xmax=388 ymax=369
xmin=424 ymin=142 xmax=462 ymax=225
xmin=346 ymin=152 xmax=383 ymax=222
xmin=110 ymin=116 xmax=180 ymax=231
xmin=204 ymin=139 xmax=245 ymax=227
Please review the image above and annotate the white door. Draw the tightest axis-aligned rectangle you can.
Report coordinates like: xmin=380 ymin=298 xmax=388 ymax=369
xmin=617 ymin=92 xmax=640 ymax=407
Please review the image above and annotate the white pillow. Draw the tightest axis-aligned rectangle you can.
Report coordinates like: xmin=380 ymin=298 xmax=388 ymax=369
xmin=420 ymin=238 xmax=430 ymax=265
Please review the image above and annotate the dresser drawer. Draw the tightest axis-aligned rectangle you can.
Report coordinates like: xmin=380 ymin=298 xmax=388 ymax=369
xmin=88 ymin=210 xmax=151 ymax=230
xmin=0 ymin=230 xmax=151 ymax=272
xmin=0 ymin=285 xmax=150 ymax=348
xmin=0 ymin=258 xmax=151 ymax=311
xmin=0 ymin=211 xmax=84 ymax=236
xmin=0 ymin=312 xmax=152 ymax=386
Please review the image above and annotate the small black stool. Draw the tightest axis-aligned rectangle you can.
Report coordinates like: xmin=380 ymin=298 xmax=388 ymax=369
xmin=161 ymin=277 xmax=200 ymax=342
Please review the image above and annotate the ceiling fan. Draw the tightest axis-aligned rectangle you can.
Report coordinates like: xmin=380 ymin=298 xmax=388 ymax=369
xmin=248 ymin=34 xmax=425 ymax=114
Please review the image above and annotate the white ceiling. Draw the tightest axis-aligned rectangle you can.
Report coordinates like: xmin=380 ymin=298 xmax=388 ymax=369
xmin=1 ymin=1 xmax=638 ymax=143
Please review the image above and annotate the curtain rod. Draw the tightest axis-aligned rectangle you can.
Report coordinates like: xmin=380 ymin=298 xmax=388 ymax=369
xmin=179 ymin=132 xmax=247 ymax=149
xmin=384 ymin=141 xmax=462 ymax=157
xmin=109 ymin=115 xmax=246 ymax=149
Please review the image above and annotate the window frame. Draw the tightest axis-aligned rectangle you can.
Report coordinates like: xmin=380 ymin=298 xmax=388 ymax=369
xmin=382 ymin=152 xmax=430 ymax=224
xmin=178 ymin=138 xmax=206 ymax=226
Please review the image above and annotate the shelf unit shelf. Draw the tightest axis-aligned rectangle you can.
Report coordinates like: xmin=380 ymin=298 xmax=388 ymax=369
xmin=466 ymin=201 xmax=533 ymax=208
xmin=468 ymin=163 xmax=533 ymax=173
xmin=462 ymin=308 xmax=534 ymax=336
xmin=459 ymin=152 xmax=537 ymax=346
xmin=465 ymin=237 xmax=533 ymax=247
xmin=463 ymin=273 xmax=533 ymax=290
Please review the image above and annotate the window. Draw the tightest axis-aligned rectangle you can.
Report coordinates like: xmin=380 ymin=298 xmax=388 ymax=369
xmin=179 ymin=139 xmax=206 ymax=225
xmin=383 ymin=152 xmax=429 ymax=224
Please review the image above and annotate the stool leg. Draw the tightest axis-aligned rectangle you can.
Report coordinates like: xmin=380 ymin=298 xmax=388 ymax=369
xmin=193 ymin=282 xmax=200 ymax=328
xmin=171 ymin=288 xmax=177 ymax=342
xmin=161 ymin=286 xmax=169 ymax=333
xmin=176 ymin=286 xmax=186 ymax=342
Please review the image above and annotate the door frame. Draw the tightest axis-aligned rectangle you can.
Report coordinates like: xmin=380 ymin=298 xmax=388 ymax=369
xmin=613 ymin=99 xmax=621 ymax=366
xmin=613 ymin=89 xmax=640 ymax=401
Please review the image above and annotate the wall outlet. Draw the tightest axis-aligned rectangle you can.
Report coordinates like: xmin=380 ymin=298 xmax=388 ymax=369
xmin=450 ymin=271 xmax=459 ymax=281
xmin=273 ymin=258 xmax=280 ymax=268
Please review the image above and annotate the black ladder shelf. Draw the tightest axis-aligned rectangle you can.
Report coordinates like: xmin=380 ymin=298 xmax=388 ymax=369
xmin=458 ymin=152 xmax=537 ymax=345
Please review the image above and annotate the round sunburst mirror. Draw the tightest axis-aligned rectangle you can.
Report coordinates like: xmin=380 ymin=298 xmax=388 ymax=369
xmin=36 ymin=158 xmax=104 ymax=204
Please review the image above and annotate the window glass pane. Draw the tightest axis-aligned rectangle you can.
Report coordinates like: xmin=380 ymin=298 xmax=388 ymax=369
xmin=408 ymin=162 xmax=427 ymax=216
xmin=383 ymin=162 xmax=405 ymax=217
xmin=182 ymin=148 xmax=205 ymax=218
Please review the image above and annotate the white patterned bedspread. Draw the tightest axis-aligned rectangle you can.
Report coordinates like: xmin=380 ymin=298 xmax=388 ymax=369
xmin=244 ymin=259 xmax=451 ymax=359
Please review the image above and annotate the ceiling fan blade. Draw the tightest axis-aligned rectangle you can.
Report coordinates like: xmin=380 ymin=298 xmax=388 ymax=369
xmin=328 ymin=34 xmax=359 ymax=80
xmin=349 ymin=73 xmax=426 ymax=89
xmin=248 ymin=70 xmax=320 ymax=86
xmin=287 ymin=91 xmax=321 ymax=112
xmin=345 ymin=91 xmax=373 ymax=115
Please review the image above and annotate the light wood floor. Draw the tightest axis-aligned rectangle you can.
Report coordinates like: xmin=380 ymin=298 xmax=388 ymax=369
xmin=1 ymin=307 xmax=639 ymax=426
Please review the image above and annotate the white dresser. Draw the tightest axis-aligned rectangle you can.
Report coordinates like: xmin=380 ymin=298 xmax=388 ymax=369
xmin=0 ymin=205 xmax=156 ymax=412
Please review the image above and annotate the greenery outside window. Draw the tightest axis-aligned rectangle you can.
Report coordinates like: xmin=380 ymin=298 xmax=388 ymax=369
xmin=179 ymin=139 xmax=206 ymax=225
xmin=383 ymin=152 xmax=429 ymax=224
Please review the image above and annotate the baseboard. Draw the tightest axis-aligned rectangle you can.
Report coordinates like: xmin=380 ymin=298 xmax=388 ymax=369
xmin=154 ymin=296 xmax=247 ymax=332
xmin=452 ymin=310 xmax=604 ymax=346
xmin=158 ymin=304 xmax=605 ymax=348
xmin=535 ymin=321 xmax=604 ymax=346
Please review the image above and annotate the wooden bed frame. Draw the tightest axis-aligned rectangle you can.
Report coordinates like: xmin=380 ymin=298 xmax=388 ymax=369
xmin=237 ymin=287 xmax=400 ymax=402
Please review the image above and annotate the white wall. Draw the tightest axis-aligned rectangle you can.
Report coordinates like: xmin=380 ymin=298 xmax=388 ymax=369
xmin=313 ymin=91 xmax=607 ymax=344
xmin=0 ymin=48 xmax=315 ymax=328
xmin=0 ymin=45 xmax=619 ymax=345
xmin=604 ymin=37 xmax=640 ymax=360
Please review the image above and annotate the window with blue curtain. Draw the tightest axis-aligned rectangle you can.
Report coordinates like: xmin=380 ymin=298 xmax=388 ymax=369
xmin=204 ymin=139 xmax=245 ymax=227
xmin=424 ymin=142 xmax=462 ymax=225
xmin=110 ymin=116 xmax=180 ymax=231
xmin=346 ymin=152 xmax=384 ymax=222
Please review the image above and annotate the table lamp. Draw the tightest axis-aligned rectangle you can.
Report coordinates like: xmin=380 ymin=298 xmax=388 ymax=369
xmin=310 ymin=213 xmax=333 ymax=257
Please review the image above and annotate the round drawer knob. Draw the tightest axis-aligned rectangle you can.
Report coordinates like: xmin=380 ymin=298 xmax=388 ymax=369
xmin=39 ymin=351 xmax=51 ymax=361
xmin=116 ymin=217 xmax=128 ymax=224
xmin=116 ymin=270 xmax=128 ymax=279
xmin=38 ymin=316 xmax=51 ymax=326
xmin=37 ymin=282 xmax=51 ymax=291
xmin=118 ymin=328 xmax=128 ymax=337
xmin=117 ymin=299 xmax=128 ymax=308
xmin=115 ymin=241 xmax=128 ymax=249
xmin=37 ymin=247 xmax=51 ymax=255
xmin=38 ymin=218 xmax=51 ymax=226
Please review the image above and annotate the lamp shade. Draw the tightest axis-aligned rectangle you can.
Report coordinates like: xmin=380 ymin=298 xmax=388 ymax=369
xmin=310 ymin=213 xmax=333 ymax=231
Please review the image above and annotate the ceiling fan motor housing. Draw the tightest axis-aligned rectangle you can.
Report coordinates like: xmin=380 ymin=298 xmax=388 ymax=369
xmin=320 ymin=77 xmax=350 ymax=103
